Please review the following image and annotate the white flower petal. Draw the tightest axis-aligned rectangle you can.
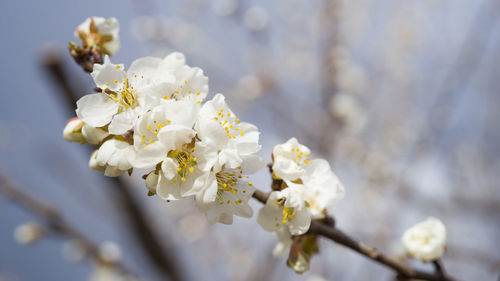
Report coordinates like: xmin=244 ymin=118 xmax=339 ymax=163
xmin=161 ymin=158 xmax=179 ymax=180
xmin=108 ymin=110 xmax=137 ymax=135
xmin=81 ymin=125 xmax=109 ymax=145
xmin=240 ymin=155 xmax=265 ymax=174
xmin=130 ymin=141 xmax=166 ymax=168
xmin=157 ymin=125 xmax=196 ymax=152
xmin=91 ymin=56 xmax=126 ymax=91
xmin=288 ymin=206 xmax=311 ymax=235
xmin=76 ymin=93 xmax=118 ymax=127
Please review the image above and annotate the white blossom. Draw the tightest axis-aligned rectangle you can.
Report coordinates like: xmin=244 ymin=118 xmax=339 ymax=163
xmin=76 ymin=56 xmax=159 ymax=135
xmin=257 ymin=187 xmax=311 ymax=236
xmin=402 ymin=217 xmax=446 ymax=262
xmin=129 ymin=100 xmax=206 ymax=200
xmin=129 ymin=52 xmax=208 ymax=105
xmin=195 ymin=93 xmax=261 ymax=172
xmin=75 ymin=17 xmax=120 ymax=55
xmin=286 ymin=159 xmax=345 ymax=219
xmin=195 ymin=155 xmax=264 ymax=224
xmin=89 ymin=139 xmax=133 ymax=177
xmin=272 ymin=137 xmax=311 ymax=181
xmin=63 ymin=118 xmax=85 ymax=143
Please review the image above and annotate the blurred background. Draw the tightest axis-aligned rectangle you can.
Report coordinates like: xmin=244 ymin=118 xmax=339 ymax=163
xmin=0 ymin=0 xmax=499 ymax=280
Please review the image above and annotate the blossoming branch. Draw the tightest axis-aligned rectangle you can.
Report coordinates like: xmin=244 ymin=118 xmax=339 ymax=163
xmin=60 ymin=16 xmax=457 ymax=280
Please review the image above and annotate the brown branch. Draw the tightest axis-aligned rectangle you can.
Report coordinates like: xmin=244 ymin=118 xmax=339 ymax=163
xmin=0 ymin=174 xmax=136 ymax=277
xmin=252 ymin=189 xmax=458 ymax=281
xmin=41 ymin=50 xmax=186 ymax=281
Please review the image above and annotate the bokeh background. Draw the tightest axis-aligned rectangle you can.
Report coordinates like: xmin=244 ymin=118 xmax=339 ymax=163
xmin=1 ymin=0 xmax=499 ymax=280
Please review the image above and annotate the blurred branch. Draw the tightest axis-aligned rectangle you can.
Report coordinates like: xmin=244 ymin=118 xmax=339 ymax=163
xmin=252 ymin=189 xmax=458 ymax=281
xmin=433 ymin=260 xmax=447 ymax=280
xmin=0 ymin=174 xmax=136 ymax=277
xmin=41 ymin=50 xmax=186 ymax=281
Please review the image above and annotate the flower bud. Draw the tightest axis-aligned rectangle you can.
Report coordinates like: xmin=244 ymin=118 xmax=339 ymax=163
xmin=145 ymin=172 xmax=159 ymax=195
xmin=89 ymin=150 xmax=106 ymax=173
xmin=82 ymin=125 xmax=109 ymax=145
xmin=98 ymin=241 xmax=122 ymax=264
xmin=63 ymin=118 xmax=85 ymax=143
xmin=14 ymin=223 xmax=44 ymax=244
xmin=402 ymin=217 xmax=446 ymax=262
xmin=287 ymin=251 xmax=310 ymax=274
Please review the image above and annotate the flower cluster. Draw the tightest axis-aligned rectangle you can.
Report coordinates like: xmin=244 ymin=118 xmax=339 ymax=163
xmin=257 ymin=137 xmax=346 ymax=268
xmin=64 ymin=17 xmax=351 ymax=275
xmin=64 ymin=31 xmax=264 ymax=224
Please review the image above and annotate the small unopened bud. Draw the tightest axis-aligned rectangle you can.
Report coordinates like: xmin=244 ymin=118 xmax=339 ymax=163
xmin=98 ymin=241 xmax=122 ymax=264
xmin=63 ymin=118 xmax=85 ymax=143
xmin=68 ymin=41 xmax=81 ymax=57
xmin=287 ymin=251 xmax=310 ymax=274
xmin=82 ymin=125 xmax=109 ymax=145
xmin=14 ymin=223 xmax=44 ymax=245
xmin=89 ymin=150 xmax=105 ymax=173
xmin=145 ymin=172 xmax=159 ymax=195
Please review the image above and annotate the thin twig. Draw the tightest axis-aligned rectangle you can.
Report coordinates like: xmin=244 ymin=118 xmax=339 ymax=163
xmin=0 ymin=174 xmax=136 ymax=277
xmin=252 ymin=189 xmax=458 ymax=281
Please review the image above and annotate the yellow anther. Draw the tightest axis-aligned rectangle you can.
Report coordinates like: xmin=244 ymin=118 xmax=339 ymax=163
xmin=181 ymin=177 xmax=186 ymax=182
xmin=248 ymin=182 xmax=253 ymax=186
xmin=189 ymin=167 xmax=194 ymax=173
xmin=147 ymin=126 xmax=151 ymax=130
xmin=240 ymin=130 xmax=244 ymax=136
xmin=149 ymin=139 xmax=153 ymax=143
xmin=106 ymin=82 xmax=110 ymax=86
xmin=196 ymin=91 xmax=200 ymax=95
xmin=116 ymin=65 xmax=120 ymax=69
xmin=305 ymin=160 xmax=310 ymax=164
xmin=236 ymin=118 xmax=240 ymax=123
xmin=114 ymin=80 xmax=118 ymax=83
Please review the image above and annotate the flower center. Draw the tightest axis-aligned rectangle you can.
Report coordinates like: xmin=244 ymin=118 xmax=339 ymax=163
xmin=213 ymin=108 xmax=244 ymax=139
xmin=290 ymin=147 xmax=310 ymax=165
xmin=140 ymin=120 xmax=171 ymax=147
xmin=107 ymin=79 xmax=138 ymax=110
xmin=168 ymin=148 xmax=197 ymax=183
xmin=215 ymin=167 xmax=252 ymax=205
xmin=275 ymin=199 xmax=296 ymax=224
xmin=162 ymin=80 xmax=204 ymax=104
